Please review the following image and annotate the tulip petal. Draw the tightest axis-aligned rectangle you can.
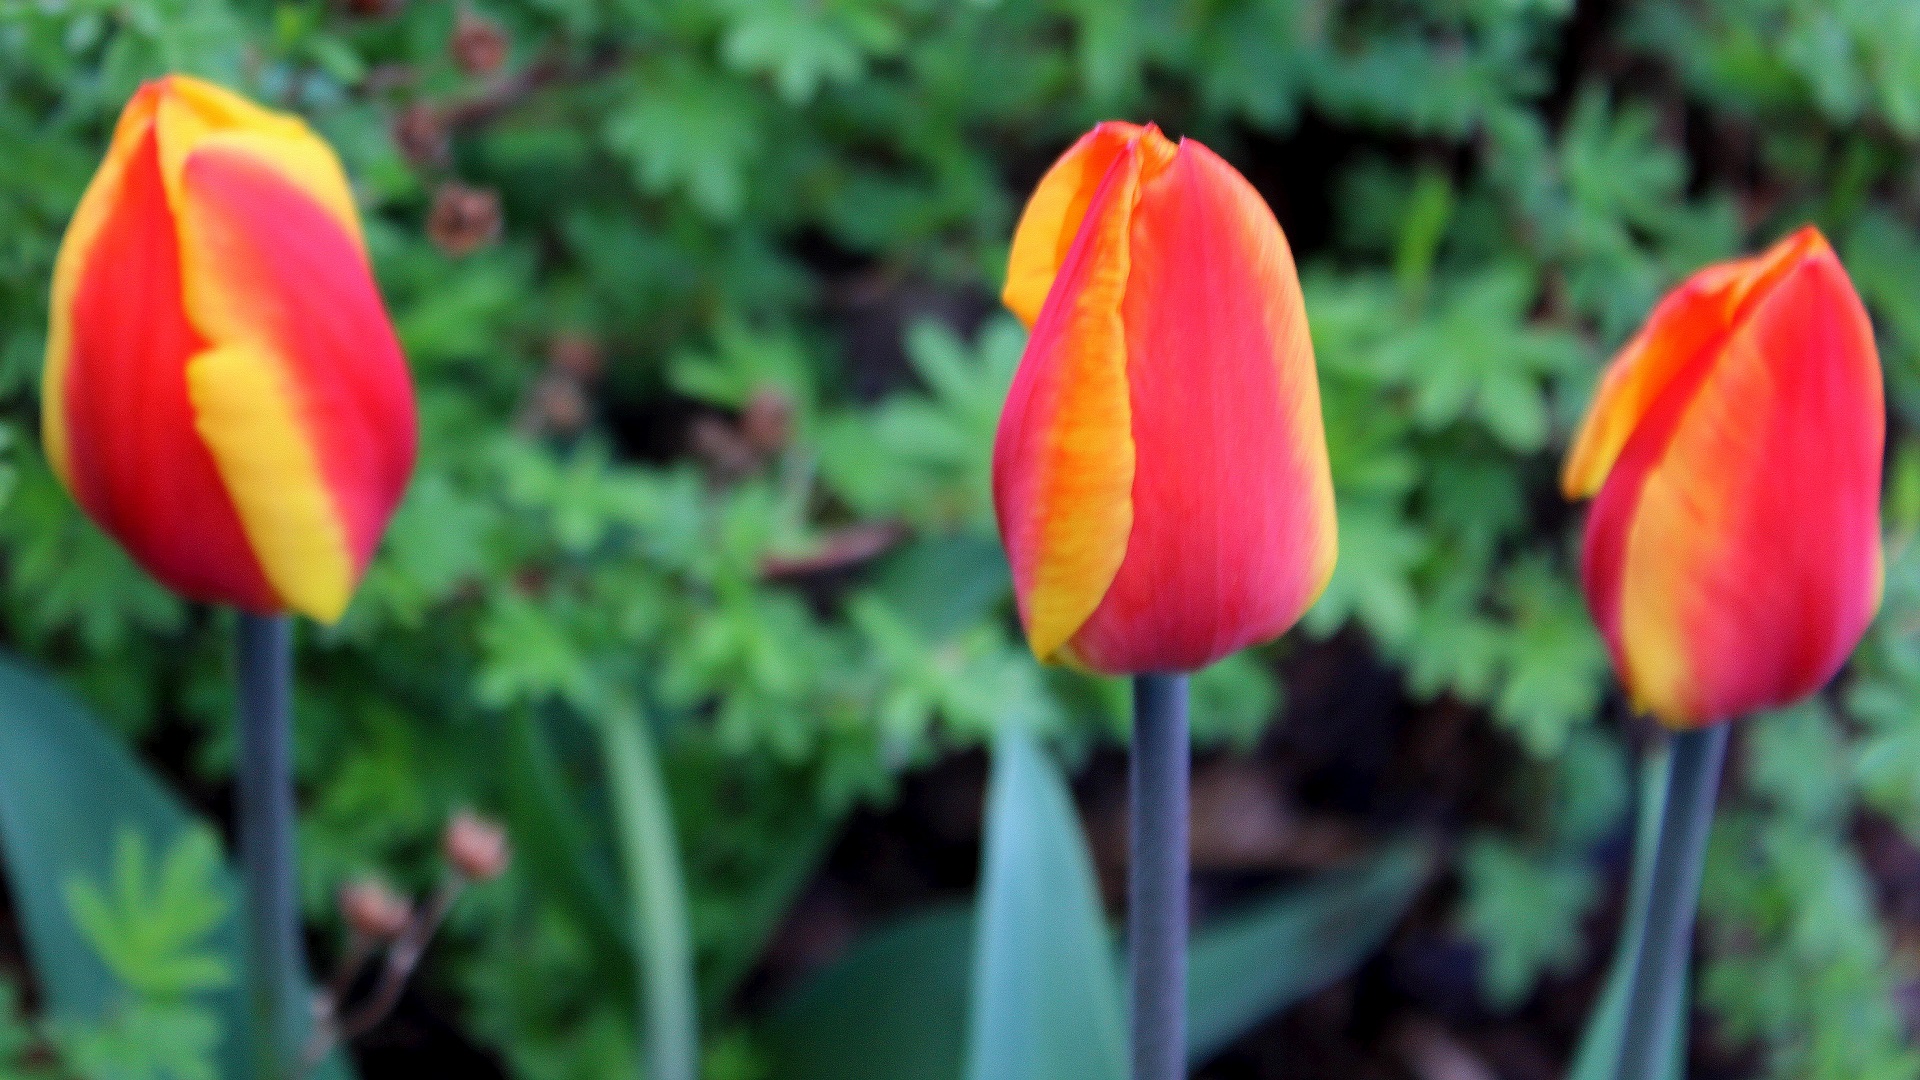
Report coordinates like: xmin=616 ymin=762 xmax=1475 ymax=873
xmin=45 ymin=115 xmax=278 ymax=609
xmin=1562 ymin=238 xmax=1808 ymax=498
xmin=153 ymin=76 xmax=363 ymax=256
xmin=43 ymin=82 xmax=164 ymax=488
xmin=1584 ymin=230 xmax=1882 ymax=725
xmin=992 ymin=141 xmax=1144 ymax=663
xmin=1066 ymin=138 xmax=1337 ymax=673
xmin=174 ymin=143 xmax=416 ymax=624
xmin=187 ymin=342 xmax=353 ymax=621
xmin=1002 ymin=121 xmax=1143 ymax=328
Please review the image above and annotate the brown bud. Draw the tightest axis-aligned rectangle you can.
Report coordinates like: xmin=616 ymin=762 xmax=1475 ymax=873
xmin=451 ymin=6 xmax=510 ymax=78
xmin=345 ymin=0 xmax=403 ymax=18
xmin=688 ymin=415 xmax=758 ymax=480
xmin=547 ymin=332 xmax=604 ymax=382
xmin=444 ymin=811 xmax=510 ymax=881
xmin=740 ymin=386 xmax=795 ymax=456
xmin=339 ymin=879 xmax=413 ymax=940
xmin=427 ymin=182 xmax=501 ymax=257
xmin=529 ymin=374 xmax=589 ymax=435
xmin=391 ymin=102 xmax=449 ymax=169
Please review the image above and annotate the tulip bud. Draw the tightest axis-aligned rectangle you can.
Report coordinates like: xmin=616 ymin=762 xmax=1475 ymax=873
xmin=443 ymin=811 xmax=510 ymax=881
xmin=1563 ymin=226 xmax=1883 ymax=727
xmin=339 ymin=878 xmax=413 ymax=940
xmin=993 ymin=122 xmax=1337 ymax=674
xmin=43 ymin=76 xmax=418 ymax=624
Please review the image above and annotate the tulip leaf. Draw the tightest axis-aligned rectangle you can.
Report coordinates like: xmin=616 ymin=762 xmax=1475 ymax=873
xmin=757 ymin=905 xmax=973 ymax=1080
xmin=759 ymin=820 xmax=1429 ymax=1080
xmin=963 ymin=725 xmax=1127 ymax=1080
xmin=0 ymin=654 xmax=347 ymax=1080
xmin=1186 ymin=838 xmax=1433 ymax=1066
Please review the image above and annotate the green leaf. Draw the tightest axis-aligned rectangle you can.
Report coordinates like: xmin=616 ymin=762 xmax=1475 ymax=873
xmin=600 ymin=703 xmax=698 ymax=1080
xmin=0 ymin=656 xmax=347 ymax=1080
xmin=52 ymin=998 xmax=224 ymax=1080
xmin=758 ymin=906 xmax=972 ymax=1080
xmin=963 ymin=725 xmax=1125 ymax=1080
xmin=605 ymin=63 xmax=763 ymax=219
xmin=1458 ymin=834 xmax=1598 ymax=1009
xmin=865 ymin=534 xmax=1010 ymax=642
xmin=0 ymin=658 xmax=240 ymax=1068
xmin=65 ymin=829 xmax=232 ymax=999
xmin=757 ymin=842 xmax=1430 ymax=1080
xmin=1186 ymin=840 xmax=1432 ymax=1065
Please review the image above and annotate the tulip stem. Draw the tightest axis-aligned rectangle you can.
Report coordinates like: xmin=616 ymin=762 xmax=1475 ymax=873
xmin=1130 ymin=673 xmax=1189 ymax=1080
xmin=1615 ymin=723 xmax=1729 ymax=1080
xmin=237 ymin=613 xmax=307 ymax=1080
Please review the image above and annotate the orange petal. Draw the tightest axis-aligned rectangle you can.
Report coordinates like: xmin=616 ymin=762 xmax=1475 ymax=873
xmin=992 ymin=136 xmax=1150 ymax=663
xmin=1001 ymin=121 xmax=1144 ymax=328
xmin=1580 ymin=229 xmax=1883 ymax=726
xmin=1067 ymin=137 xmax=1337 ymax=674
xmin=1563 ymin=231 xmax=1813 ymax=498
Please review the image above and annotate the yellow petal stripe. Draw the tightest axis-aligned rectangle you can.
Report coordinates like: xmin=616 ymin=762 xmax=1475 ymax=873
xmin=187 ymin=342 xmax=354 ymax=621
xmin=1002 ymin=122 xmax=1143 ymax=328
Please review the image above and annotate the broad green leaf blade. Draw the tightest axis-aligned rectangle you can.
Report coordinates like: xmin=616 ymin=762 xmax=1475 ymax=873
xmin=0 ymin=655 xmax=347 ymax=1080
xmin=757 ymin=841 xmax=1429 ymax=1080
xmin=1186 ymin=839 xmax=1434 ymax=1066
xmin=0 ymin=657 xmax=235 ymax=1055
xmin=500 ymin=709 xmax=633 ymax=992
xmin=1568 ymin=744 xmax=1685 ymax=1080
xmin=964 ymin=726 xmax=1127 ymax=1080
xmin=600 ymin=705 xmax=698 ymax=1080
xmin=758 ymin=906 xmax=972 ymax=1080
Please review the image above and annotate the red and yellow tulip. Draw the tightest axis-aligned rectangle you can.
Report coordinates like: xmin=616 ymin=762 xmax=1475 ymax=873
xmin=1564 ymin=227 xmax=1883 ymax=727
xmin=43 ymin=75 xmax=416 ymax=624
xmin=993 ymin=122 xmax=1337 ymax=675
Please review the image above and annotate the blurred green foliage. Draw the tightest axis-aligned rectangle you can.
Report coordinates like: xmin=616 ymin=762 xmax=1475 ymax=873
xmin=1 ymin=0 xmax=1919 ymax=1077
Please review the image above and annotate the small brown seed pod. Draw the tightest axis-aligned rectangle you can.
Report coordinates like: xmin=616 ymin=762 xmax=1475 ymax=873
xmin=338 ymin=879 xmax=413 ymax=940
xmin=451 ymin=6 xmax=511 ymax=78
xmin=391 ymin=102 xmax=449 ymax=169
xmin=443 ymin=810 xmax=510 ymax=881
xmin=427 ymin=182 xmax=502 ymax=257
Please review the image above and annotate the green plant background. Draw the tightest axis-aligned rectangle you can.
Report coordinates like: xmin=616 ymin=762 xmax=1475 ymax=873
xmin=3 ymin=0 xmax=1920 ymax=1077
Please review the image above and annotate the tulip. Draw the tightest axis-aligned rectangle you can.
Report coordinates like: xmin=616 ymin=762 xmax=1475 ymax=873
xmin=43 ymin=76 xmax=417 ymax=1079
xmin=994 ymin=121 xmax=1337 ymax=676
xmin=1563 ymin=225 xmax=1883 ymax=729
xmin=995 ymin=121 xmax=1335 ymax=1080
xmin=43 ymin=74 xmax=416 ymax=625
xmin=1562 ymin=227 xmax=1883 ymax=1080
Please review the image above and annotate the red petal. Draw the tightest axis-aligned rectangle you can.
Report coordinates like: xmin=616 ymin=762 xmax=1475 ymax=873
xmin=180 ymin=146 xmax=417 ymax=587
xmin=1583 ymin=229 xmax=1883 ymax=725
xmin=1067 ymin=138 xmax=1337 ymax=673
xmin=55 ymin=121 xmax=277 ymax=610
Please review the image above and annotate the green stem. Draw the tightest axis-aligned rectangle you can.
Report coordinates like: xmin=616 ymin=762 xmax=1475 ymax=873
xmin=237 ymin=613 xmax=306 ymax=1080
xmin=601 ymin=704 xmax=698 ymax=1080
xmin=1130 ymin=673 xmax=1189 ymax=1080
xmin=1615 ymin=724 xmax=1728 ymax=1080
